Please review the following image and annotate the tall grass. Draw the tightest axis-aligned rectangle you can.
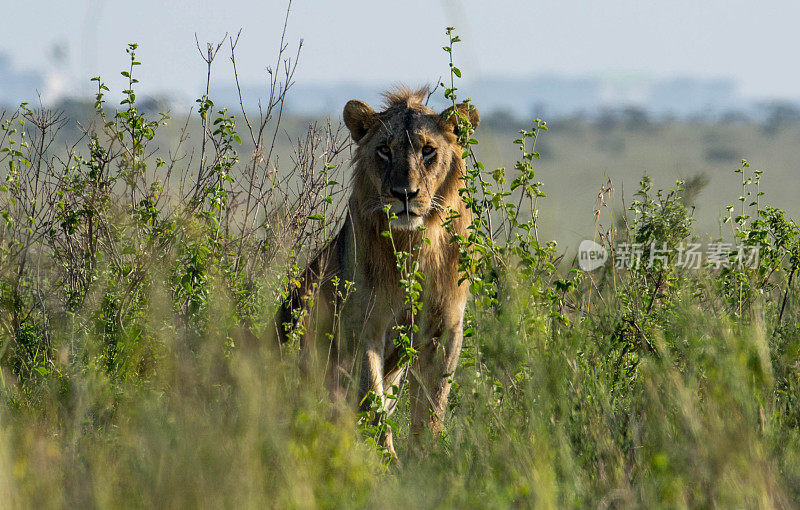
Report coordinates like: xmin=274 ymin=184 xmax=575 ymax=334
xmin=0 ymin=18 xmax=799 ymax=508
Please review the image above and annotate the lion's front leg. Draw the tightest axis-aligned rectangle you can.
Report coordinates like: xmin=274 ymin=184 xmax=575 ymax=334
xmin=409 ymin=316 xmax=464 ymax=442
xmin=356 ymin=315 xmax=399 ymax=458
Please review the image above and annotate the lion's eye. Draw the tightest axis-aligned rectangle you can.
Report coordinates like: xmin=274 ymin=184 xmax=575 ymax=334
xmin=421 ymin=145 xmax=436 ymax=158
xmin=376 ymin=145 xmax=391 ymax=160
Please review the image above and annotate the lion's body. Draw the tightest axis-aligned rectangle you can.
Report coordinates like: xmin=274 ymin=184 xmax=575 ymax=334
xmin=279 ymin=87 xmax=478 ymax=456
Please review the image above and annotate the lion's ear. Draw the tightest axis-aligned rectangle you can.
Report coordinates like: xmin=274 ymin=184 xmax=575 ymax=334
xmin=343 ymin=100 xmax=375 ymax=142
xmin=439 ymin=102 xmax=480 ymax=134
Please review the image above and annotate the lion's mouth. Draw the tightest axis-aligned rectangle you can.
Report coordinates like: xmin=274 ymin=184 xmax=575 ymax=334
xmin=386 ymin=201 xmax=428 ymax=227
xmin=387 ymin=206 xmax=426 ymax=230
xmin=396 ymin=209 xmax=420 ymax=217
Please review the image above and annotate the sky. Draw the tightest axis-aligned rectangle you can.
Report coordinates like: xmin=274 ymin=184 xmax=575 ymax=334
xmin=1 ymin=0 xmax=798 ymax=103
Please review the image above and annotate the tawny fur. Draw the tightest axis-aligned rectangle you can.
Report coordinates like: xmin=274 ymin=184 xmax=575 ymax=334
xmin=279 ymin=87 xmax=479 ymax=457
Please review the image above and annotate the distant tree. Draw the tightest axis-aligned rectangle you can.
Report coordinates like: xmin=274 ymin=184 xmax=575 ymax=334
xmin=620 ymin=106 xmax=651 ymax=130
xmin=760 ymin=101 xmax=800 ymax=135
xmin=719 ymin=109 xmax=751 ymax=124
xmin=482 ymin=109 xmax=520 ymax=132
xmin=595 ymin=105 xmax=653 ymax=131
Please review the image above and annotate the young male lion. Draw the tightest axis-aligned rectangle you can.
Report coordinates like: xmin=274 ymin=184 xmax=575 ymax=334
xmin=279 ymin=87 xmax=478 ymax=457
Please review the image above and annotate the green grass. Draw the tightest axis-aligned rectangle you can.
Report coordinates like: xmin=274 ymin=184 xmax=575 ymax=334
xmin=2 ymin=253 xmax=799 ymax=507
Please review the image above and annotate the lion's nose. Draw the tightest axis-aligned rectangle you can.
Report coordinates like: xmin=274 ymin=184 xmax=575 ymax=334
xmin=390 ymin=187 xmax=419 ymax=201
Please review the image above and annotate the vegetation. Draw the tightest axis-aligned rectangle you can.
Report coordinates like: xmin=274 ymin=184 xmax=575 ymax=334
xmin=0 ymin=20 xmax=799 ymax=508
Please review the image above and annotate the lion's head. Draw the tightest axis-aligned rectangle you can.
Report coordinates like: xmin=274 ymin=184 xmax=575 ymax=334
xmin=344 ymin=87 xmax=479 ymax=231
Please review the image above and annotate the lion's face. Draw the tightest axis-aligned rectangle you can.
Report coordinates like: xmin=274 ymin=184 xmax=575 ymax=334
xmin=344 ymin=90 xmax=479 ymax=231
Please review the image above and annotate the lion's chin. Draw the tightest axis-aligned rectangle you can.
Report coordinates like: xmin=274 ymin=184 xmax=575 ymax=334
xmin=390 ymin=212 xmax=425 ymax=231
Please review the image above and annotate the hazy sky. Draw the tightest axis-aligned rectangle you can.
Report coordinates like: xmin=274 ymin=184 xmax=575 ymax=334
xmin=2 ymin=1 xmax=798 ymax=101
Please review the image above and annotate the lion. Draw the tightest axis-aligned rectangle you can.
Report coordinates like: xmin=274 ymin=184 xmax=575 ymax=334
xmin=279 ymin=86 xmax=479 ymax=458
